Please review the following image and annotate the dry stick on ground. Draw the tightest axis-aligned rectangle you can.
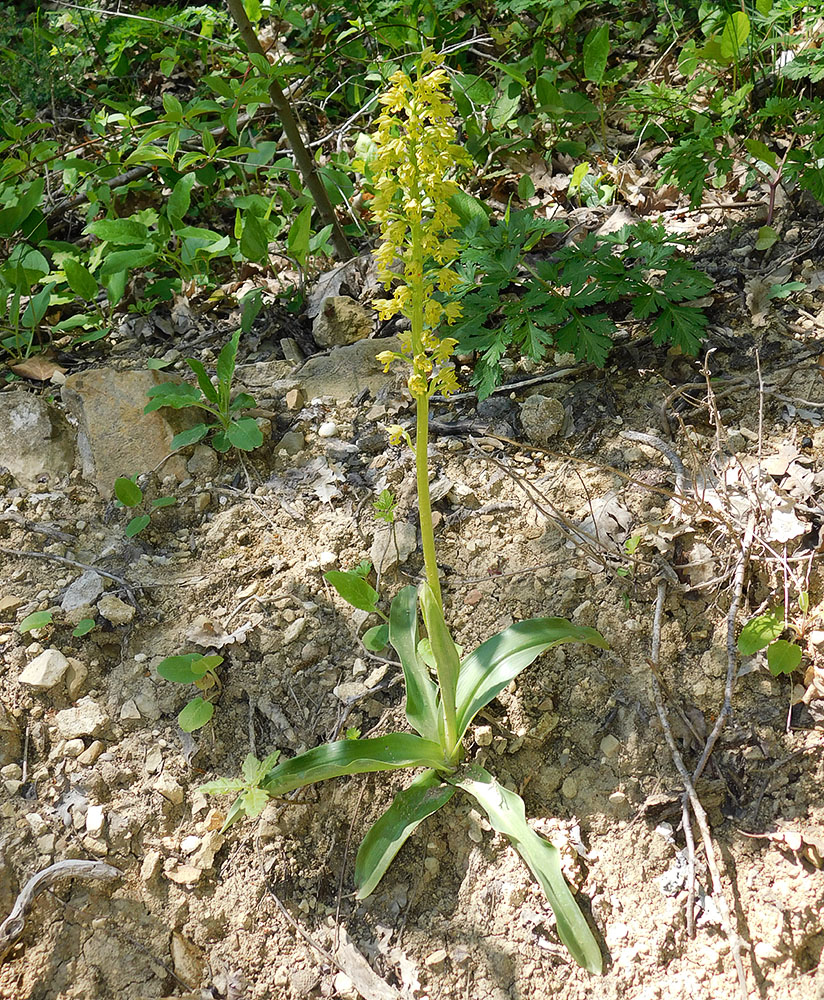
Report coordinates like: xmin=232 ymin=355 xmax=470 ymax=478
xmin=0 ymin=860 xmax=120 ymax=964
xmin=226 ymin=0 xmax=354 ymax=261
xmin=649 ymin=581 xmax=749 ymax=1000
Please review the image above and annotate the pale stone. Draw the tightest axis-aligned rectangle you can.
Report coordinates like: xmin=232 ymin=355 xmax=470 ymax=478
xmin=65 ymin=657 xmax=88 ymax=700
xmin=0 ymin=391 xmax=75 ymax=488
xmin=312 ymin=295 xmax=372 ymax=348
xmin=171 ymin=932 xmax=205 ymax=987
xmin=561 ymin=776 xmax=578 ymax=799
xmin=278 ymin=431 xmax=304 ymax=455
xmin=155 ymin=773 xmax=184 ymax=805
xmin=370 ymin=520 xmax=418 ymax=574
xmin=140 ymin=849 xmax=163 ymax=882
xmin=119 ymin=699 xmax=141 ymax=721
xmin=165 ymin=864 xmax=201 ymax=885
xmin=519 ymin=394 xmax=566 ymax=446
xmin=283 ymin=617 xmax=306 ymax=644
xmin=191 ymin=830 xmax=224 ymax=870
xmin=62 ymin=738 xmax=85 ymax=758
xmin=77 ymin=740 xmax=104 ymax=766
xmin=186 ymin=444 xmax=218 ymax=478
xmin=54 ymin=697 xmax=109 ymax=739
xmin=425 ymin=949 xmax=448 ymax=969
xmin=297 ymin=336 xmax=402 ymax=403
xmin=317 ymin=420 xmax=337 ymax=438
xmin=19 ymin=649 xmax=70 ymax=690
xmin=474 ymin=725 xmax=494 ymax=747
xmin=600 ymin=734 xmax=620 ymax=757
xmin=97 ymin=594 xmax=135 ymax=625
xmin=85 ymin=804 xmax=105 ymax=836
xmin=180 ymin=835 xmax=200 ymax=854
xmin=61 ymin=571 xmax=104 ymax=613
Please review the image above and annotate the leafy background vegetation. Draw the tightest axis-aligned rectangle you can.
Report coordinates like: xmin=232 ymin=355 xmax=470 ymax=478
xmin=1 ymin=0 xmax=822 ymax=392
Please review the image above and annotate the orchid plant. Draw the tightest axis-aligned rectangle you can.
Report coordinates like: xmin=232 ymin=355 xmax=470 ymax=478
xmin=202 ymin=50 xmax=607 ymax=974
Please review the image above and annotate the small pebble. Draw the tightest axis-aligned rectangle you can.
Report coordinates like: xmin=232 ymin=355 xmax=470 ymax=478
xmin=63 ymin=738 xmax=86 ymax=758
xmin=561 ymin=776 xmax=578 ymax=799
xmin=318 ymin=420 xmax=337 ymax=438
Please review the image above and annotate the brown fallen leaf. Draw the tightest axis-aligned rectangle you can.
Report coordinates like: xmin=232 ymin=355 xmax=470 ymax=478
xmin=9 ymin=355 xmax=66 ymax=381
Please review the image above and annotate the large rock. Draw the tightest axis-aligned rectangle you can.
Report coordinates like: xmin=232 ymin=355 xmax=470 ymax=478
xmin=0 ymin=391 xmax=75 ymax=487
xmin=370 ymin=521 xmax=418 ymax=574
xmin=312 ymin=295 xmax=373 ymax=348
xmin=61 ymin=369 xmax=194 ymax=496
xmin=297 ymin=336 xmax=401 ymax=403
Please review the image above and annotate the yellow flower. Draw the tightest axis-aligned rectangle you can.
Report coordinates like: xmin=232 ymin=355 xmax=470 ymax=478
xmin=376 ymin=350 xmax=398 ymax=372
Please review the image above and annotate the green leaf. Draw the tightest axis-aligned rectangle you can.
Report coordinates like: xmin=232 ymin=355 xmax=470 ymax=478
xmin=144 ymin=382 xmax=204 ymax=412
xmin=151 ymin=496 xmax=177 ymax=509
xmin=355 ymin=770 xmax=456 ymax=899
xmin=419 ymin=583 xmax=460 ymax=749
xmin=19 ymin=610 xmax=53 ymax=633
xmin=226 ymin=417 xmax=263 ymax=451
xmin=99 ymin=247 xmax=158 ymax=277
xmin=0 ymin=178 xmax=44 ymax=237
xmin=449 ymin=191 xmax=490 ymax=231
xmin=240 ymin=785 xmax=269 ymax=817
xmin=720 ymin=11 xmax=750 ymax=60
xmin=517 ymin=174 xmax=535 ymax=201
xmin=167 ymin=172 xmax=196 ymax=226
xmin=455 ymin=618 xmax=608 ymax=742
xmin=240 ymin=210 xmax=269 ymax=262
xmin=242 ymin=752 xmax=263 ymax=783
xmin=261 ymin=734 xmax=447 ymax=796
xmin=229 ymin=392 xmax=257 ymax=413
xmin=325 ymin=570 xmax=380 ymax=614
xmin=737 ymin=607 xmax=785 ymax=655
xmin=125 ymin=514 xmax=151 ymax=537
xmin=157 ymin=653 xmax=203 ymax=684
xmin=287 ymin=204 xmax=311 ymax=264
xmin=454 ymin=765 xmax=603 ymax=974
xmin=362 ymin=624 xmax=389 ymax=652
xmin=162 ymin=93 xmax=184 ymax=118
xmin=114 ymin=476 xmax=143 ymax=507
xmin=21 ymin=282 xmax=55 ymax=329
xmin=191 ymin=654 xmax=223 ymax=677
xmin=744 ymin=139 xmax=778 ymax=171
xmin=178 ymin=696 xmax=214 ymax=732
xmin=216 ymin=330 xmax=240 ymax=388
xmin=170 ymin=423 xmax=211 ymax=450
xmin=755 ymin=225 xmax=778 ymax=251
xmin=72 ymin=618 xmax=96 ymax=637
xmin=388 ymin=587 xmax=440 ymax=742
xmin=240 ymin=288 xmax=264 ymax=333
xmin=63 ymin=258 xmax=99 ymax=301
xmin=583 ymin=24 xmax=610 ymax=84
xmin=199 ymin=776 xmax=247 ymax=795
xmin=766 ymin=640 xmax=802 ymax=677
xmin=182 ymin=357 xmax=218 ymax=402
xmin=85 ymin=218 xmax=150 ymax=245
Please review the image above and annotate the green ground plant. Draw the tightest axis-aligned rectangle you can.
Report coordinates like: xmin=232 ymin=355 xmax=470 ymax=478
xmin=113 ymin=475 xmax=177 ymax=538
xmin=143 ymin=326 xmax=263 ymax=453
xmin=202 ymin=50 xmax=609 ymax=975
xmin=155 ymin=652 xmax=224 ymax=732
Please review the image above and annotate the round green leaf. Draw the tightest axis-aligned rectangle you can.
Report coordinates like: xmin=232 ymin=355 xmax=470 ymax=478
xmin=362 ymin=624 xmax=389 ymax=652
xmin=157 ymin=653 xmax=202 ymax=684
xmin=125 ymin=514 xmax=151 ymax=537
xmin=226 ymin=417 xmax=263 ymax=451
xmin=114 ymin=476 xmax=143 ymax=507
xmin=178 ymin=697 xmax=215 ymax=732
xmin=19 ymin=610 xmax=53 ymax=633
xmin=766 ymin=640 xmax=802 ymax=677
xmin=737 ymin=607 xmax=785 ymax=655
xmin=72 ymin=618 xmax=96 ymax=637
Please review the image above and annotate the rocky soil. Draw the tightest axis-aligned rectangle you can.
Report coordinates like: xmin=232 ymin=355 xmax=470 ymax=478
xmin=2 ymin=210 xmax=824 ymax=1000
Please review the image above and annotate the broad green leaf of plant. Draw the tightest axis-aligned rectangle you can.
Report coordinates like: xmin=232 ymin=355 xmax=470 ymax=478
xmin=389 ymin=586 xmax=440 ymax=742
xmin=362 ymin=624 xmax=389 ymax=652
xmin=240 ymin=211 xmax=269 ymax=262
xmin=19 ymin=610 xmax=53 ymax=633
xmin=766 ymin=639 xmax=801 ymax=677
xmin=183 ymin=356 xmax=218 ymax=403
xmin=261 ymin=734 xmax=447 ymax=797
xmin=325 ymin=570 xmax=380 ymax=614
xmin=144 ymin=383 xmax=203 ymax=413
xmin=171 ymin=424 xmax=210 ymax=450
xmin=287 ymin=204 xmax=312 ymax=264
xmin=737 ymin=607 xmax=785 ymax=655
xmin=114 ymin=476 xmax=143 ymax=507
xmin=216 ymin=329 xmax=240 ymax=387
xmin=62 ymin=258 xmax=98 ymax=301
xmin=157 ymin=653 xmax=208 ymax=684
xmin=583 ymin=24 xmax=610 ymax=85
xmin=99 ymin=247 xmax=158 ymax=278
xmin=168 ymin=172 xmax=196 ymax=226
xmin=454 ymin=765 xmax=603 ymax=974
xmin=455 ymin=618 xmax=609 ymax=742
xmin=744 ymin=140 xmax=777 ymax=171
xmin=720 ymin=12 xmax=750 ymax=61
xmin=125 ymin=515 xmax=151 ymax=537
xmin=419 ymin=583 xmax=460 ymax=751
xmin=85 ymin=218 xmax=150 ymax=245
xmin=755 ymin=226 xmax=778 ymax=251
xmin=72 ymin=618 xmax=96 ymax=637
xmin=355 ymin=769 xmax=455 ymax=899
xmin=226 ymin=417 xmax=263 ymax=451
xmin=178 ymin=696 xmax=214 ymax=732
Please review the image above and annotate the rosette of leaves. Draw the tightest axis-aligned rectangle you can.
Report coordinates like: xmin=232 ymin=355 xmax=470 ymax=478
xmin=144 ymin=329 xmax=263 ymax=453
xmin=156 ymin=652 xmax=224 ymax=732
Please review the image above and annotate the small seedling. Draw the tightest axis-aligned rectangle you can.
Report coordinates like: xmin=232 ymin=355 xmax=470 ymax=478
xmin=156 ymin=652 xmax=223 ymax=732
xmin=143 ymin=327 xmax=263 ymax=453
xmin=19 ymin=610 xmax=53 ymax=633
xmin=114 ymin=475 xmax=176 ymax=537
xmin=200 ymin=751 xmax=280 ymax=818
xmin=72 ymin=618 xmax=96 ymax=637
xmin=325 ymin=562 xmax=389 ymax=652
xmin=737 ymin=606 xmax=803 ymax=677
xmin=372 ymin=489 xmax=398 ymax=524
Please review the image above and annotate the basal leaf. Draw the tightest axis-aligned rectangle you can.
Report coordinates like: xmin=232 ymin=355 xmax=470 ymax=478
xmin=241 ymin=785 xmax=269 ymax=817
xmin=355 ymin=770 xmax=455 ymax=899
xmin=388 ymin=586 xmax=440 ymax=742
xmin=455 ymin=618 xmax=608 ymax=741
xmin=454 ymin=765 xmax=603 ymax=974
xmin=226 ymin=417 xmax=263 ymax=451
xmin=362 ymin=624 xmax=389 ymax=652
xmin=766 ymin=639 xmax=801 ymax=676
xmin=583 ymin=23 xmax=610 ymax=84
xmin=19 ymin=610 xmax=53 ymax=633
xmin=125 ymin=514 xmax=151 ymax=537
xmin=419 ymin=583 xmax=460 ymax=749
xmin=72 ymin=618 xmax=96 ymax=637
xmin=144 ymin=382 xmax=203 ymax=412
xmin=737 ymin=606 xmax=785 ymax=655
xmin=325 ymin=570 xmax=380 ymax=614
xmin=170 ymin=423 xmax=210 ymax=450
xmin=114 ymin=475 xmax=142 ymax=507
xmin=178 ymin=696 xmax=214 ymax=732
xmin=261 ymin=734 xmax=447 ymax=797
xmin=157 ymin=652 xmax=202 ymax=684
